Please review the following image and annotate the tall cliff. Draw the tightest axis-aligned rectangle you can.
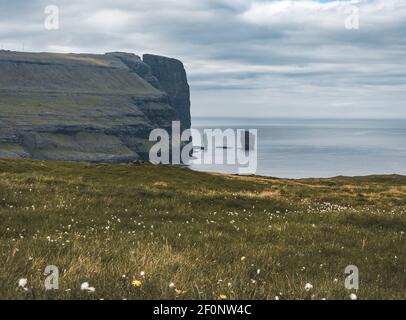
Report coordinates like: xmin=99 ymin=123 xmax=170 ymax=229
xmin=0 ymin=50 xmax=191 ymax=162
xmin=143 ymin=54 xmax=191 ymax=132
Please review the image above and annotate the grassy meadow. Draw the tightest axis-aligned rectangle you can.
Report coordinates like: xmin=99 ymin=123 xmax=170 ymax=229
xmin=0 ymin=159 xmax=405 ymax=300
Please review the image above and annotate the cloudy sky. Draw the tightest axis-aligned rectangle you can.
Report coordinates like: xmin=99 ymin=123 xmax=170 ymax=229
xmin=1 ymin=0 xmax=405 ymax=119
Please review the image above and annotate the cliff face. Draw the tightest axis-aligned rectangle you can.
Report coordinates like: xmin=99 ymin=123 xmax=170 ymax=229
xmin=143 ymin=54 xmax=191 ymax=132
xmin=0 ymin=51 xmax=191 ymax=162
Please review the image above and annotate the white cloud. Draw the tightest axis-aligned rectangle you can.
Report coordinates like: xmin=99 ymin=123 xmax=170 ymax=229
xmin=0 ymin=0 xmax=405 ymax=118
xmin=240 ymin=0 xmax=406 ymax=29
xmin=84 ymin=9 xmax=134 ymax=31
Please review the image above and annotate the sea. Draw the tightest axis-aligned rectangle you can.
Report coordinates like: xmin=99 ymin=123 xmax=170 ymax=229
xmin=189 ymin=117 xmax=406 ymax=179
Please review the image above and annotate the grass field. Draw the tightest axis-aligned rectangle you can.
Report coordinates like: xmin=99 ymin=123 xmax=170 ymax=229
xmin=0 ymin=159 xmax=405 ymax=300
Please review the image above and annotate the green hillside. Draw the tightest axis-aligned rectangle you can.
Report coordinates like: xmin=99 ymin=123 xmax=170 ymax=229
xmin=0 ymin=51 xmax=183 ymax=163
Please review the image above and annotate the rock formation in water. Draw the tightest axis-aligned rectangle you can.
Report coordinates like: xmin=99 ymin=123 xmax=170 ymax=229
xmin=0 ymin=50 xmax=191 ymax=162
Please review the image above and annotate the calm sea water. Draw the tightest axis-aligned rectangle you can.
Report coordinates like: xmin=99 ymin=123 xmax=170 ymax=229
xmin=190 ymin=118 xmax=406 ymax=178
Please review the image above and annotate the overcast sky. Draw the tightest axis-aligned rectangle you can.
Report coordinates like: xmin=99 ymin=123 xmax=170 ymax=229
xmin=1 ymin=0 xmax=405 ymax=119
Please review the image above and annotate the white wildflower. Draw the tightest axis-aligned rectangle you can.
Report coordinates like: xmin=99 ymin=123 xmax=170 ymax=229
xmin=18 ymin=278 xmax=28 ymax=288
xmin=304 ymin=283 xmax=313 ymax=292
xmin=80 ymin=282 xmax=95 ymax=292
xmin=81 ymin=282 xmax=89 ymax=290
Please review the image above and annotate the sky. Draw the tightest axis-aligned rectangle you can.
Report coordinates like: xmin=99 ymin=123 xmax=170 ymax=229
xmin=0 ymin=0 xmax=405 ymax=119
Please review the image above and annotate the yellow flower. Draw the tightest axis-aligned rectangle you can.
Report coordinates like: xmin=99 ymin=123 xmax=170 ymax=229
xmin=132 ymin=279 xmax=142 ymax=287
xmin=175 ymin=289 xmax=187 ymax=297
xmin=218 ymin=294 xmax=228 ymax=300
xmin=240 ymin=256 xmax=246 ymax=262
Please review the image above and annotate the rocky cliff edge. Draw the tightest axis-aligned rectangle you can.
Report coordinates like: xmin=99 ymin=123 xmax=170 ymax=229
xmin=0 ymin=51 xmax=191 ymax=163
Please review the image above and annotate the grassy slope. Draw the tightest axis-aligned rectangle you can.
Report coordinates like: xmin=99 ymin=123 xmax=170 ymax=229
xmin=0 ymin=160 xmax=404 ymax=300
xmin=0 ymin=52 xmax=174 ymax=162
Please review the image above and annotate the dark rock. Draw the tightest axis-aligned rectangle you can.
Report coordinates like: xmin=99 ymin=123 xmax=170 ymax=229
xmin=143 ymin=54 xmax=191 ymax=132
xmin=241 ymin=130 xmax=256 ymax=151
xmin=131 ymin=160 xmax=148 ymax=165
